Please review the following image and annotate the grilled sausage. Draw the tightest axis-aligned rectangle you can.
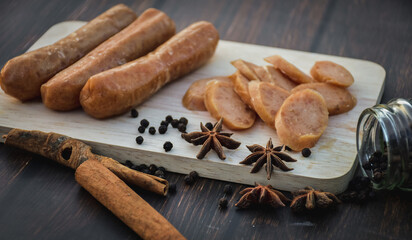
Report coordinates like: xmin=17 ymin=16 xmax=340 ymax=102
xmin=80 ymin=21 xmax=219 ymax=119
xmin=41 ymin=8 xmax=175 ymax=111
xmin=0 ymin=4 xmax=137 ymax=101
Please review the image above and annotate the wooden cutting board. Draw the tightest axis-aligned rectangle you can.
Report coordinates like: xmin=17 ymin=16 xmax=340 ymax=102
xmin=0 ymin=21 xmax=385 ymax=193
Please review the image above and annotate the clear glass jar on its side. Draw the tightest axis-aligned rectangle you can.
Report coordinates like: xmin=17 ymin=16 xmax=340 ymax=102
xmin=356 ymin=98 xmax=412 ymax=190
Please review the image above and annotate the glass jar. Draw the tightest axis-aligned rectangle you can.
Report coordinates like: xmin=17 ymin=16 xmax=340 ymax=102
xmin=356 ymin=98 xmax=412 ymax=191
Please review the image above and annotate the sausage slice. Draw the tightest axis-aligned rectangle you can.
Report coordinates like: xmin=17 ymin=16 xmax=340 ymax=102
xmin=182 ymin=76 xmax=231 ymax=111
xmin=275 ymin=89 xmax=328 ymax=151
xmin=204 ymin=80 xmax=256 ymax=130
xmin=249 ymin=81 xmax=290 ymax=129
xmin=232 ymin=71 xmax=255 ymax=109
xmin=291 ymin=82 xmax=357 ymax=115
xmin=310 ymin=61 xmax=354 ymax=87
xmin=230 ymin=59 xmax=260 ymax=81
xmin=254 ymin=65 xmax=297 ymax=91
xmin=264 ymin=55 xmax=314 ymax=84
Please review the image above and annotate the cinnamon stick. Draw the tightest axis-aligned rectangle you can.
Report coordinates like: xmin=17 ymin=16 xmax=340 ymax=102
xmin=75 ymin=160 xmax=186 ymax=240
xmin=3 ymin=128 xmax=168 ymax=195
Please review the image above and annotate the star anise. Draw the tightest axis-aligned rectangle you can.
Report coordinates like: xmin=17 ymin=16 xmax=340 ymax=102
xmin=290 ymin=186 xmax=341 ymax=212
xmin=181 ymin=118 xmax=241 ymax=160
xmin=239 ymin=138 xmax=296 ymax=180
xmin=235 ymin=184 xmax=290 ymax=208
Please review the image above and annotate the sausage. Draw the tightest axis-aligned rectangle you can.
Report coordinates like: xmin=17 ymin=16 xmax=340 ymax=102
xmin=291 ymin=82 xmax=357 ymax=115
xmin=248 ymin=81 xmax=290 ymax=129
xmin=275 ymin=89 xmax=328 ymax=151
xmin=254 ymin=65 xmax=297 ymax=91
xmin=264 ymin=55 xmax=314 ymax=84
xmin=80 ymin=21 xmax=219 ymax=119
xmin=41 ymin=8 xmax=175 ymax=111
xmin=232 ymin=71 xmax=255 ymax=109
xmin=204 ymin=81 xmax=256 ymax=130
xmin=182 ymin=76 xmax=231 ymax=111
xmin=230 ymin=59 xmax=260 ymax=80
xmin=310 ymin=61 xmax=354 ymax=87
xmin=0 ymin=4 xmax=137 ymax=101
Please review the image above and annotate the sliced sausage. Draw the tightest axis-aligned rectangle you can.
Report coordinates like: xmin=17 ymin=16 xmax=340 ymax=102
xmin=0 ymin=4 xmax=137 ymax=101
xmin=275 ymin=89 xmax=328 ymax=151
xmin=264 ymin=55 xmax=314 ymax=84
xmin=310 ymin=61 xmax=354 ymax=87
xmin=230 ymin=59 xmax=260 ymax=81
xmin=255 ymin=65 xmax=297 ymax=91
xmin=232 ymin=71 xmax=255 ymax=109
xmin=249 ymin=81 xmax=290 ymax=129
xmin=41 ymin=8 xmax=175 ymax=111
xmin=182 ymin=76 xmax=231 ymax=111
xmin=80 ymin=21 xmax=219 ymax=119
xmin=291 ymin=82 xmax=357 ymax=115
xmin=204 ymin=80 xmax=256 ymax=130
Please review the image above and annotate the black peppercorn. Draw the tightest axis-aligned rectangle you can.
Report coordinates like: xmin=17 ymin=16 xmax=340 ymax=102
xmin=158 ymin=167 xmax=166 ymax=172
xmin=159 ymin=125 xmax=167 ymax=134
xmin=138 ymin=126 xmax=145 ymax=133
xmin=171 ymin=119 xmax=179 ymax=128
xmin=142 ymin=168 xmax=151 ymax=174
xmin=160 ymin=120 xmax=169 ymax=126
xmin=131 ymin=165 xmax=139 ymax=171
xmin=205 ymin=122 xmax=213 ymax=130
xmin=184 ymin=175 xmax=194 ymax=185
xmin=189 ymin=171 xmax=199 ymax=180
xmin=218 ymin=198 xmax=228 ymax=209
xmin=177 ymin=123 xmax=186 ymax=132
xmin=149 ymin=127 xmax=156 ymax=135
xmin=163 ymin=141 xmax=173 ymax=152
xmin=179 ymin=117 xmax=188 ymax=125
xmin=165 ymin=115 xmax=173 ymax=123
xmin=138 ymin=164 xmax=148 ymax=171
xmin=149 ymin=164 xmax=158 ymax=174
xmin=301 ymin=148 xmax=311 ymax=157
xmin=125 ymin=160 xmax=133 ymax=168
xmin=223 ymin=184 xmax=233 ymax=195
xmin=135 ymin=136 xmax=144 ymax=144
xmin=140 ymin=119 xmax=149 ymax=128
xmin=168 ymin=183 xmax=177 ymax=194
xmin=154 ymin=170 xmax=164 ymax=177
xmin=131 ymin=109 xmax=138 ymax=118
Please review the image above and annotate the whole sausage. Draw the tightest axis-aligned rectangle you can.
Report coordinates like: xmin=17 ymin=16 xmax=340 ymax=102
xmin=80 ymin=21 xmax=219 ymax=119
xmin=0 ymin=4 xmax=137 ymax=101
xmin=41 ymin=8 xmax=175 ymax=111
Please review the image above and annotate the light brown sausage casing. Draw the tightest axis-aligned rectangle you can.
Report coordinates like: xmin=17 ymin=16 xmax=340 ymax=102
xmin=80 ymin=21 xmax=219 ymax=119
xmin=41 ymin=8 xmax=175 ymax=111
xmin=0 ymin=4 xmax=137 ymax=101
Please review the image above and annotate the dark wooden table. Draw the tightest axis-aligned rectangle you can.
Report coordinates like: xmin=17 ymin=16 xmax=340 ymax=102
xmin=1 ymin=0 xmax=411 ymax=239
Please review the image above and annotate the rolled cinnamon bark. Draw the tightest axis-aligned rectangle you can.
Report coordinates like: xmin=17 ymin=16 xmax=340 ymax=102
xmin=75 ymin=160 xmax=186 ymax=240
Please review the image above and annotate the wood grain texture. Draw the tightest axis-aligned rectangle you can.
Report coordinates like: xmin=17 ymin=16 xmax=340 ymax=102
xmin=0 ymin=0 xmax=411 ymax=240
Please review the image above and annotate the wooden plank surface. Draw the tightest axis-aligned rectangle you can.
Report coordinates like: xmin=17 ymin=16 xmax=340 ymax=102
xmin=0 ymin=1 xmax=411 ymax=240
xmin=0 ymin=21 xmax=385 ymax=193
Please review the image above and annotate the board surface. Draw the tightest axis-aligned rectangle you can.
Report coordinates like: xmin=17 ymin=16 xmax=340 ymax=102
xmin=0 ymin=21 xmax=385 ymax=193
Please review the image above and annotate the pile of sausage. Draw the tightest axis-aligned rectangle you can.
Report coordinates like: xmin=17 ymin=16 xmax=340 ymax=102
xmin=0 ymin=4 xmax=219 ymax=119
xmin=182 ymin=56 xmax=357 ymax=151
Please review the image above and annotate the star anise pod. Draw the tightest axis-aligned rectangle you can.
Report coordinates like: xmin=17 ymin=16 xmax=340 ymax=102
xmin=181 ymin=118 xmax=241 ymax=160
xmin=239 ymin=138 xmax=296 ymax=180
xmin=235 ymin=184 xmax=290 ymax=208
xmin=290 ymin=186 xmax=341 ymax=212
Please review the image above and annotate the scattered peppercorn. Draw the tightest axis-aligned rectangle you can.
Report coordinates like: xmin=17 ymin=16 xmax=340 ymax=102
xmin=179 ymin=117 xmax=188 ymax=125
xmin=131 ymin=165 xmax=139 ymax=171
xmin=163 ymin=141 xmax=173 ymax=152
xmin=338 ymin=176 xmax=376 ymax=203
xmin=177 ymin=123 xmax=186 ymax=133
xmin=184 ymin=175 xmax=194 ymax=185
xmin=168 ymin=183 xmax=177 ymax=194
xmin=135 ymin=136 xmax=144 ymax=144
xmin=154 ymin=170 xmax=164 ymax=177
xmin=205 ymin=122 xmax=213 ymax=130
xmin=138 ymin=126 xmax=145 ymax=133
xmin=159 ymin=125 xmax=167 ymax=134
xmin=130 ymin=109 xmax=138 ymax=118
xmin=125 ymin=160 xmax=133 ymax=168
xmin=142 ymin=168 xmax=151 ymax=174
xmin=160 ymin=120 xmax=169 ymax=126
xmin=149 ymin=127 xmax=156 ymax=135
xmin=171 ymin=119 xmax=179 ymax=128
xmin=165 ymin=115 xmax=173 ymax=123
xmin=223 ymin=184 xmax=233 ymax=195
xmin=149 ymin=164 xmax=158 ymax=174
xmin=218 ymin=198 xmax=228 ymax=209
xmin=285 ymin=146 xmax=292 ymax=151
xmin=189 ymin=171 xmax=199 ymax=180
xmin=158 ymin=167 xmax=166 ymax=172
xmin=140 ymin=119 xmax=149 ymax=128
xmin=138 ymin=164 xmax=148 ymax=171
xmin=302 ymin=148 xmax=311 ymax=157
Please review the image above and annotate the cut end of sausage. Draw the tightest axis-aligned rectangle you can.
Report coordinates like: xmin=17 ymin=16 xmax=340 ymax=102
xmin=275 ymin=89 xmax=328 ymax=151
xmin=264 ymin=55 xmax=314 ymax=84
xmin=310 ymin=61 xmax=354 ymax=87
xmin=204 ymin=80 xmax=256 ymax=130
